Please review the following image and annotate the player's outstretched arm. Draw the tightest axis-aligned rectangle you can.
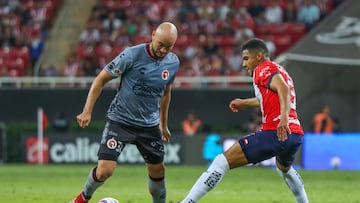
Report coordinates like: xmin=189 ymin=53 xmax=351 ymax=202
xmin=77 ymin=69 xmax=113 ymax=128
xmin=229 ymin=97 xmax=260 ymax=112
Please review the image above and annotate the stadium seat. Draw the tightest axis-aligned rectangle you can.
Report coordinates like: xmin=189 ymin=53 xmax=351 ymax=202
xmin=10 ymin=47 xmax=30 ymax=67
xmin=0 ymin=47 xmax=11 ymax=58
xmin=77 ymin=45 xmax=95 ymax=60
xmin=232 ymin=0 xmax=250 ymax=9
xmin=131 ymin=36 xmax=151 ymax=44
xmin=269 ymin=23 xmax=289 ymax=35
xmin=254 ymin=24 xmax=272 ymax=35
xmin=288 ymin=23 xmax=306 ymax=43
xmin=112 ymin=46 xmax=126 ymax=55
xmin=272 ymin=34 xmax=292 ymax=56
xmin=5 ymin=58 xmax=26 ymax=76
xmin=175 ymin=35 xmax=194 ymax=49
xmin=96 ymin=44 xmax=113 ymax=58
xmin=218 ymin=35 xmax=235 ymax=47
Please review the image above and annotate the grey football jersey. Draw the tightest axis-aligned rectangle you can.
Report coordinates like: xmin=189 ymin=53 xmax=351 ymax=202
xmin=104 ymin=43 xmax=179 ymax=127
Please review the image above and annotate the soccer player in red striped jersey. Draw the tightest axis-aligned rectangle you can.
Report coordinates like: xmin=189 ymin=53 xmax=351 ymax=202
xmin=180 ymin=38 xmax=309 ymax=203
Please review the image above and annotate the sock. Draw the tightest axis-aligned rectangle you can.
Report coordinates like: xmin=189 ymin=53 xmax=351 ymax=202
xmin=276 ymin=166 xmax=309 ymax=203
xmin=82 ymin=167 xmax=105 ymax=200
xmin=181 ymin=153 xmax=230 ymax=203
xmin=148 ymin=176 xmax=166 ymax=203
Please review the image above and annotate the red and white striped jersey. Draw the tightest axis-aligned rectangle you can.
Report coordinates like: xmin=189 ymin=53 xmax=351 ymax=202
xmin=253 ymin=60 xmax=304 ymax=135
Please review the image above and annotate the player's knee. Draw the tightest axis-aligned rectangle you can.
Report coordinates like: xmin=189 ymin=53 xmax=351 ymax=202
xmin=147 ymin=163 xmax=165 ymax=178
xmin=96 ymin=167 xmax=114 ymax=181
xmin=276 ymin=160 xmax=290 ymax=173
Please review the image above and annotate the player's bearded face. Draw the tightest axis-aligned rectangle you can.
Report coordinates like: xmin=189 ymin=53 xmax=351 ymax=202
xmin=151 ymin=39 xmax=173 ymax=59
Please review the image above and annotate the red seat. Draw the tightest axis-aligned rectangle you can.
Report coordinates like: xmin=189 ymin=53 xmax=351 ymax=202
xmin=9 ymin=47 xmax=29 ymax=58
xmin=288 ymin=23 xmax=306 ymax=43
xmin=254 ymin=24 xmax=272 ymax=35
xmin=0 ymin=58 xmax=10 ymax=68
xmin=269 ymin=23 xmax=289 ymax=35
xmin=131 ymin=36 xmax=151 ymax=44
xmin=6 ymin=58 xmax=26 ymax=76
xmin=218 ymin=36 xmax=235 ymax=47
xmin=96 ymin=44 xmax=113 ymax=58
xmin=232 ymin=0 xmax=250 ymax=9
xmin=10 ymin=47 xmax=30 ymax=67
xmin=112 ymin=46 xmax=126 ymax=56
xmin=77 ymin=45 xmax=95 ymax=60
xmin=175 ymin=35 xmax=194 ymax=49
xmin=0 ymin=47 xmax=11 ymax=58
xmin=273 ymin=34 xmax=292 ymax=56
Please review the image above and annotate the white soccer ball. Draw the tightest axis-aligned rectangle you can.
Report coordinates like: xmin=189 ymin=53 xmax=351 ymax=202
xmin=330 ymin=156 xmax=341 ymax=169
xmin=98 ymin=197 xmax=120 ymax=203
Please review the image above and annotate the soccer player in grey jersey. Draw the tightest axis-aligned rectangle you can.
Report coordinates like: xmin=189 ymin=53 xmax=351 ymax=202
xmin=70 ymin=22 xmax=179 ymax=203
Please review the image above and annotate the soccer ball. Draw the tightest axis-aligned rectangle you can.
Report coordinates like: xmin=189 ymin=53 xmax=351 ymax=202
xmin=98 ymin=197 xmax=120 ymax=203
xmin=330 ymin=156 xmax=341 ymax=169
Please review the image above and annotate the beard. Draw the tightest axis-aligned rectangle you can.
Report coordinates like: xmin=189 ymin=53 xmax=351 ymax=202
xmin=151 ymin=44 xmax=165 ymax=60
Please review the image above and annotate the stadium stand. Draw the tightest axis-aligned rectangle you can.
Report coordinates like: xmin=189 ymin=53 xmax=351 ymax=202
xmin=70 ymin=0 xmax=343 ymax=80
xmin=0 ymin=0 xmax=344 ymax=80
xmin=0 ymin=0 xmax=63 ymax=77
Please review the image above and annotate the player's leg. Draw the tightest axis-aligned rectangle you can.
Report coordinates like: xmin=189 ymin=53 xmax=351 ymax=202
xmin=71 ymin=160 xmax=119 ymax=203
xmin=180 ymin=141 xmax=248 ymax=203
xmin=147 ymin=163 xmax=167 ymax=203
xmin=71 ymin=120 xmax=126 ymax=203
xmin=275 ymin=133 xmax=308 ymax=203
xmin=81 ymin=160 xmax=117 ymax=199
xmin=136 ymin=127 xmax=167 ymax=203
xmin=181 ymin=130 xmax=288 ymax=203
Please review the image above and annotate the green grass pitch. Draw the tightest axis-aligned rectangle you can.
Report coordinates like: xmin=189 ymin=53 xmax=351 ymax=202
xmin=0 ymin=164 xmax=359 ymax=203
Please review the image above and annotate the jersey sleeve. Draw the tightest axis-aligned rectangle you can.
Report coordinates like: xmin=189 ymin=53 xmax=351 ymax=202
xmin=168 ymin=54 xmax=180 ymax=84
xmin=255 ymin=65 xmax=279 ymax=89
xmin=104 ymin=48 xmax=133 ymax=78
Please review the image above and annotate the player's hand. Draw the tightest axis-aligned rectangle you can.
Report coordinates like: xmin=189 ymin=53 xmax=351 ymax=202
xmin=76 ymin=112 xmax=91 ymax=128
xmin=229 ymin=99 xmax=246 ymax=112
xmin=160 ymin=127 xmax=171 ymax=143
xmin=277 ymin=120 xmax=291 ymax=141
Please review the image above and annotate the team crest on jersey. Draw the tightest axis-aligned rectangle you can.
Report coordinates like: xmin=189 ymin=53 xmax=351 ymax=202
xmin=161 ymin=69 xmax=169 ymax=80
xmin=106 ymin=138 xmax=117 ymax=149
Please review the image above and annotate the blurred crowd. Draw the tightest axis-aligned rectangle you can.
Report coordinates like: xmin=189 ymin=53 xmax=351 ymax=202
xmin=0 ymin=0 xmax=62 ymax=76
xmin=0 ymin=0 xmax=344 ymax=77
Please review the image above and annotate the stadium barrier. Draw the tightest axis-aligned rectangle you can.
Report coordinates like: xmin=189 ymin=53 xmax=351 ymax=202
xmin=0 ymin=122 xmax=6 ymax=163
xmin=20 ymin=132 xmax=295 ymax=167
xmin=303 ymin=132 xmax=360 ymax=170
xmin=19 ymin=131 xmax=360 ymax=170
xmin=0 ymin=76 xmax=253 ymax=89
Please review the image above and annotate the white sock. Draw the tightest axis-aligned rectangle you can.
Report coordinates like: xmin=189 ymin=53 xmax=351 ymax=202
xmin=276 ymin=166 xmax=309 ymax=203
xmin=181 ymin=154 xmax=230 ymax=203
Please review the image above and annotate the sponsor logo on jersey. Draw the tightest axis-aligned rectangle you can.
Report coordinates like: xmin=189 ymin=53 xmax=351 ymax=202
xmin=133 ymin=84 xmax=162 ymax=98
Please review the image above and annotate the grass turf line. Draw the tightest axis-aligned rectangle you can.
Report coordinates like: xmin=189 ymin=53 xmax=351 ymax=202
xmin=0 ymin=164 xmax=359 ymax=203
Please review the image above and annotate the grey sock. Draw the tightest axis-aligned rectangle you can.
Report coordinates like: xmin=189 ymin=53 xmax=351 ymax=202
xmin=148 ymin=176 xmax=166 ymax=203
xmin=82 ymin=167 xmax=104 ymax=199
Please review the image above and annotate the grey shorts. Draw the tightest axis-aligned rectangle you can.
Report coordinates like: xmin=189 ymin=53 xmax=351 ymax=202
xmin=98 ymin=119 xmax=164 ymax=164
